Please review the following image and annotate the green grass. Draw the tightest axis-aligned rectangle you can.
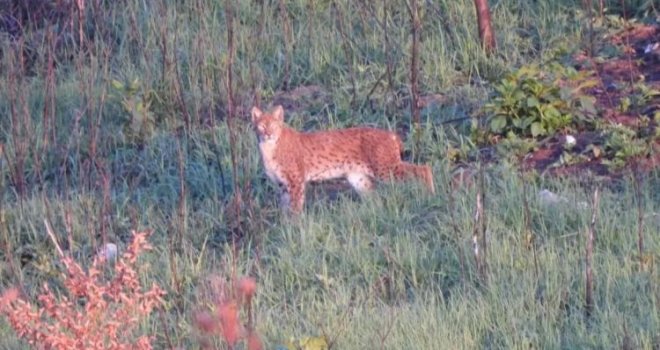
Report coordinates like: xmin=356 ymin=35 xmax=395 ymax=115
xmin=1 ymin=0 xmax=659 ymax=349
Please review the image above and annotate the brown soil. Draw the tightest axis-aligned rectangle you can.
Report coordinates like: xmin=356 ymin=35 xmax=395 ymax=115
xmin=522 ymin=23 xmax=660 ymax=179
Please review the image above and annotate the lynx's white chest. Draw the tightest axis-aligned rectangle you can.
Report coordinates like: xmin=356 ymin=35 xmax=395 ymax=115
xmin=258 ymin=140 xmax=287 ymax=185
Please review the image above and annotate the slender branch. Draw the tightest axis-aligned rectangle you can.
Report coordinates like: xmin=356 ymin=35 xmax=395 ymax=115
xmin=447 ymin=172 xmax=467 ymax=284
xmin=633 ymin=171 xmax=644 ymax=261
xmin=585 ymin=186 xmax=599 ymax=320
xmin=44 ymin=219 xmax=65 ymax=258
xmin=478 ymin=159 xmax=487 ymax=281
xmin=332 ymin=1 xmax=358 ymax=108
xmin=277 ymin=0 xmax=292 ymax=91
xmin=409 ymin=0 xmax=421 ymax=128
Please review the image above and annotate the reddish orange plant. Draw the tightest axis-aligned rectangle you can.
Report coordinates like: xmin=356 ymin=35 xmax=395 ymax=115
xmin=0 ymin=230 xmax=165 ymax=350
xmin=193 ymin=276 xmax=262 ymax=350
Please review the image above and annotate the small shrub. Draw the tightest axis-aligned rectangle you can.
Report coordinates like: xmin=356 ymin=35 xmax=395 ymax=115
xmin=193 ymin=275 xmax=263 ymax=350
xmin=0 ymin=230 xmax=165 ymax=350
xmin=602 ymin=121 xmax=659 ymax=171
xmin=110 ymin=78 xmax=157 ymax=146
xmin=480 ymin=62 xmax=599 ymax=140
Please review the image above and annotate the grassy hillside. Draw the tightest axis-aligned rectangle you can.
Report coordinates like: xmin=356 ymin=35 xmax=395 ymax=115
xmin=0 ymin=0 xmax=658 ymax=349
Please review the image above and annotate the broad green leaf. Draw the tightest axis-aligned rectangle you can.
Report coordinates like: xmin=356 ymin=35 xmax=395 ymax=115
xmin=521 ymin=116 xmax=536 ymax=129
xmin=559 ymin=86 xmax=572 ymax=100
xmin=544 ymin=105 xmax=561 ymax=119
xmin=513 ymin=89 xmax=526 ymax=101
xmin=577 ymin=79 xmax=599 ymax=90
xmin=111 ymin=79 xmax=124 ymax=90
xmin=531 ymin=122 xmax=546 ymax=137
xmin=490 ymin=115 xmax=507 ymax=133
xmin=526 ymin=96 xmax=540 ymax=108
xmin=579 ymin=95 xmax=597 ymax=116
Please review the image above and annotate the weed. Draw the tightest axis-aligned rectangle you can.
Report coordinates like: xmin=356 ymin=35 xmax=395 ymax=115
xmin=0 ymin=230 xmax=165 ymax=349
xmin=482 ymin=62 xmax=599 ymax=140
xmin=193 ymin=275 xmax=262 ymax=350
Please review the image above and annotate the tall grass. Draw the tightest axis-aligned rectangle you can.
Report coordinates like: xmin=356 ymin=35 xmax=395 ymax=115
xmin=0 ymin=0 xmax=658 ymax=348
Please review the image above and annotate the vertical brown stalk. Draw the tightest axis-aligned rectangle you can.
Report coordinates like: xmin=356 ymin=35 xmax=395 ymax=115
xmin=520 ymin=162 xmax=539 ymax=280
xmin=157 ymin=1 xmax=170 ymax=89
xmin=447 ymin=177 xmax=467 ymax=284
xmin=7 ymin=38 xmax=29 ymax=199
xmin=99 ymin=163 xmax=111 ymax=248
xmin=478 ymin=159 xmax=487 ymax=281
xmin=251 ymin=0 xmax=266 ymax=108
xmin=176 ymin=140 xmax=187 ymax=248
xmin=42 ymin=26 xmax=56 ymax=148
xmin=90 ymin=47 xmax=112 ymax=188
xmin=173 ymin=17 xmax=192 ymax=133
xmin=383 ymin=0 xmax=394 ymax=92
xmin=225 ymin=0 xmax=238 ymax=181
xmin=75 ymin=0 xmax=85 ymax=48
xmin=332 ymin=1 xmax=358 ymax=108
xmin=473 ymin=0 xmax=496 ymax=53
xmin=277 ymin=0 xmax=292 ymax=91
xmin=471 ymin=159 xmax=487 ymax=283
xmin=472 ymin=180 xmax=483 ymax=281
xmin=167 ymin=138 xmax=186 ymax=303
xmin=633 ymin=171 xmax=644 ymax=261
xmin=224 ymin=0 xmax=243 ymax=239
xmin=408 ymin=0 xmax=421 ymax=136
xmin=585 ymin=187 xmax=599 ymax=320
xmin=583 ymin=0 xmax=595 ymax=57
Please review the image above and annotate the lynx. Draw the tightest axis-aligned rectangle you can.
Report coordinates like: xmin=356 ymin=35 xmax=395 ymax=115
xmin=251 ymin=105 xmax=435 ymax=213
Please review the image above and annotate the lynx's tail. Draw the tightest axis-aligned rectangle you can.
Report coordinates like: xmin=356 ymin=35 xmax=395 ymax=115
xmin=392 ymin=163 xmax=435 ymax=195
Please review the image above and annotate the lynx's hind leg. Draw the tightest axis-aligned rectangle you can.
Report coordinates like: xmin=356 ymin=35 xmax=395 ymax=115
xmin=346 ymin=172 xmax=374 ymax=195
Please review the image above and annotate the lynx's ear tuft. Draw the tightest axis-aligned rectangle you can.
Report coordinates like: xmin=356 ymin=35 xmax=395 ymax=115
xmin=272 ymin=105 xmax=284 ymax=122
xmin=251 ymin=106 xmax=263 ymax=123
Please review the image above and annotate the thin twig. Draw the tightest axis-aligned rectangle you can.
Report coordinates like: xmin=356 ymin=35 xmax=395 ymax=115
xmin=447 ymin=177 xmax=467 ymax=284
xmin=277 ymin=0 xmax=292 ymax=91
xmin=585 ymin=186 xmax=599 ymax=320
xmin=519 ymin=161 xmax=539 ymax=281
xmin=633 ymin=171 xmax=644 ymax=261
xmin=478 ymin=158 xmax=488 ymax=281
xmin=332 ymin=1 xmax=358 ymax=108
xmin=472 ymin=176 xmax=483 ymax=281
xmin=408 ymin=0 xmax=422 ymax=158
xmin=44 ymin=219 xmax=65 ymax=258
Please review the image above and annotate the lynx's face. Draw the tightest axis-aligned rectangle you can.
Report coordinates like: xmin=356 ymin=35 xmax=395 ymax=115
xmin=251 ymin=106 xmax=284 ymax=143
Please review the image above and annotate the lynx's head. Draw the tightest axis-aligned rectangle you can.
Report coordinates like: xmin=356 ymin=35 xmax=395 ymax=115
xmin=251 ymin=105 xmax=285 ymax=143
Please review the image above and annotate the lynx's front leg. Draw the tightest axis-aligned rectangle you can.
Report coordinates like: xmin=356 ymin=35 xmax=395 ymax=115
xmin=278 ymin=183 xmax=291 ymax=211
xmin=283 ymin=180 xmax=306 ymax=214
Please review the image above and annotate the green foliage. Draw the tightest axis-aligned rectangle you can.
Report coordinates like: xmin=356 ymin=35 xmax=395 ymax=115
xmin=110 ymin=78 xmax=156 ymax=145
xmin=602 ymin=121 xmax=658 ymax=170
xmin=482 ymin=63 xmax=599 ymax=140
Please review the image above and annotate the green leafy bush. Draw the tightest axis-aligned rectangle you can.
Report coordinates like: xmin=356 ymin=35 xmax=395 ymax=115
xmin=111 ymin=78 xmax=156 ymax=145
xmin=602 ymin=118 xmax=659 ymax=170
xmin=482 ymin=63 xmax=599 ymax=140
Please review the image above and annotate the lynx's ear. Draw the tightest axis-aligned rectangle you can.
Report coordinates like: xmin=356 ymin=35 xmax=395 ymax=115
xmin=251 ymin=106 xmax=263 ymax=123
xmin=272 ymin=105 xmax=284 ymax=122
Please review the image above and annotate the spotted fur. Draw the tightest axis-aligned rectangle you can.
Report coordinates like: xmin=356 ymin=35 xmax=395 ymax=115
xmin=251 ymin=105 xmax=435 ymax=213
